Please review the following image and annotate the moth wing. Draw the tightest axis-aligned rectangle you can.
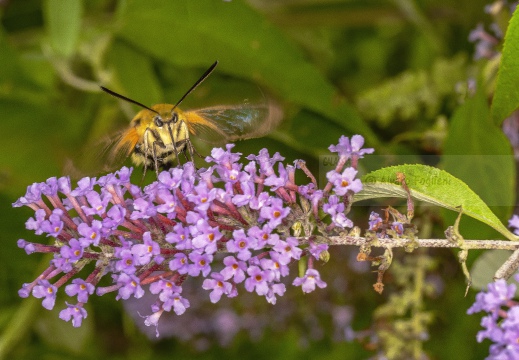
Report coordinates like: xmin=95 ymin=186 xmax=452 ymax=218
xmin=184 ymin=100 xmax=282 ymax=144
xmin=63 ymin=128 xmax=140 ymax=178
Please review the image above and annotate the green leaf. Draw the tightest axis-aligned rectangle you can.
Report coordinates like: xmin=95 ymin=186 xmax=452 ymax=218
xmin=471 ymin=250 xmax=513 ymax=290
xmin=0 ymin=98 xmax=66 ymax=197
xmin=105 ymin=41 xmax=163 ymax=107
xmin=115 ymin=0 xmax=378 ymax=146
xmin=491 ymin=6 xmax=519 ymax=124
xmin=442 ymin=90 xmax=515 ymax=238
xmin=44 ymin=0 xmax=83 ymax=57
xmin=356 ymin=164 xmax=517 ymax=240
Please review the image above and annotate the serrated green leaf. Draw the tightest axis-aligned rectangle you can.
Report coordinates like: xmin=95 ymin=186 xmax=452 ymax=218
xmin=114 ymin=0 xmax=378 ymax=146
xmin=491 ymin=6 xmax=519 ymax=124
xmin=44 ymin=0 xmax=83 ymax=57
xmin=356 ymin=164 xmax=517 ymax=240
xmin=442 ymin=90 xmax=514 ymax=239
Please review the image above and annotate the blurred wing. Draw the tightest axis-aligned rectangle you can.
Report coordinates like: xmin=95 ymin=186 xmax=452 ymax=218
xmin=105 ymin=127 xmax=140 ymax=169
xmin=63 ymin=128 xmax=140 ymax=178
xmin=184 ymin=100 xmax=283 ymax=144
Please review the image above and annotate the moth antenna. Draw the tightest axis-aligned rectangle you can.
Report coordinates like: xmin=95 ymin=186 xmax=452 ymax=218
xmin=173 ymin=61 xmax=218 ymax=110
xmin=100 ymin=86 xmax=159 ymax=115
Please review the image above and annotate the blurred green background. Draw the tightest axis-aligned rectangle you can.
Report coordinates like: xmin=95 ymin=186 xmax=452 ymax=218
xmin=0 ymin=0 xmax=513 ymax=359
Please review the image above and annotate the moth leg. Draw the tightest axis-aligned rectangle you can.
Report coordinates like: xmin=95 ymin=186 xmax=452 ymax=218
xmin=142 ymin=129 xmax=151 ymax=180
xmin=152 ymin=140 xmax=166 ymax=177
xmin=190 ymin=141 xmax=205 ymax=159
xmin=185 ymin=138 xmax=198 ymax=161
xmin=166 ymin=123 xmax=182 ymax=167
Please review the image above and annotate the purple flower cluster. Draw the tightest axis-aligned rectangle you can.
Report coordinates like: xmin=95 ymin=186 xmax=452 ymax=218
xmin=468 ymin=216 xmax=519 ymax=358
xmin=468 ymin=1 xmax=517 ymax=61
xmin=367 ymin=211 xmax=404 ymax=237
xmin=468 ymin=276 xmax=519 ymax=359
xmin=13 ymin=135 xmax=371 ymax=336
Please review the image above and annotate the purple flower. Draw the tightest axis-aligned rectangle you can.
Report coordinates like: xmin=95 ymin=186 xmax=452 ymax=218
xmin=323 ymin=195 xmax=353 ymax=228
xmin=503 ymin=306 xmax=519 ymax=329
xmin=18 ymin=283 xmax=31 ymax=298
xmin=115 ymin=273 xmax=144 ymax=300
xmin=468 ymin=280 xmax=516 ymax=314
xmin=150 ymin=279 xmax=182 ymax=299
xmin=103 ymin=204 xmax=126 ymax=230
xmin=476 ymin=313 xmax=503 ymax=343
xmin=32 ymin=280 xmax=57 ymax=310
xmin=177 ymin=163 xmax=196 ymax=192
xmin=215 ymin=162 xmax=242 ymax=184
xmin=163 ymin=293 xmax=190 ymax=315
xmin=261 ymin=252 xmax=289 ymax=280
xmin=59 ymin=302 xmax=88 ymax=327
xmin=248 ymin=225 xmax=276 ymax=248
xmin=82 ymin=190 xmax=112 ymax=216
xmin=77 ymin=220 xmax=102 ymax=247
xmin=328 ymin=135 xmax=374 ymax=159
xmin=203 ymin=272 xmax=233 ymax=303
xmin=391 ymin=222 xmax=404 ymax=235
xmin=220 ymin=256 xmax=247 ymax=283
xmin=60 ymin=239 xmax=84 ymax=261
xmin=266 ymin=282 xmax=286 ymax=304
xmin=244 ymin=266 xmax=272 ymax=296
xmin=41 ymin=177 xmax=59 ymax=196
xmin=166 ymin=224 xmax=192 ymax=250
xmin=264 ymin=162 xmax=289 ymax=190
xmin=187 ymin=183 xmax=216 ymax=211
xmin=509 ymin=215 xmax=519 ymax=236
xmin=247 ymin=148 xmax=284 ymax=177
xmin=206 ymin=144 xmax=241 ymax=168
xmin=57 ymin=176 xmax=72 ymax=194
xmin=131 ymin=232 xmax=161 ymax=265
xmin=298 ymin=183 xmax=315 ymax=199
xmin=71 ymin=177 xmax=96 ymax=196
xmin=40 ymin=209 xmax=64 ymax=237
xmin=249 ymin=191 xmax=270 ymax=210
xmin=114 ymin=248 xmax=138 ymax=275
xmin=155 ymin=189 xmax=178 ymax=216
xmin=326 ymin=167 xmax=363 ymax=196
xmin=158 ymin=167 xmax=183 ymax=189
xmin=293 ymin=269 xmax=327 ymax=293
xmin=259 ymin=197 xmax=290 ymax=229
xmin=272 ymin=237 xmax=303 ymax=264
xmin=468 ymin=23 xmax=500 ymax=60
xmin=130 ymin=198 xmax=156 ymax=219
xmin=190 ymin=220 xmax=222 ymax=255
xmin=308 ymin=242 xmax=329 ymax=260
xmin=51 ymin=254 xmax=73 ymax=273
xmin=368 ymin=211 xmax=383 ymax=231
xmin=25 ymin=209 xmax=46 ymax=235
xmin=143 ymin=309 xmax=163 ymax=337
xmin=65 ymin=278 xmax=95 ymax=303
xmin=188 ymin=252 xmax=213 ymax=277
xmin=13 ymin=182 xmax=45 ymax=207
xmin=169 ymin=252 xmax=190 ymax=274
xmin=232 ymin=180 xmax=256 ymax=207
xmin=226 ymin=229 xmax=255 ymax=261
xmin=17 ymin=239 xmax=36 ymax=254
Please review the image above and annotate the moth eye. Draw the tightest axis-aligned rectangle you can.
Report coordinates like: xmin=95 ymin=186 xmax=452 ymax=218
xmin=154 ymin=117 xmax=164 ymax=127
xmin=171 ymin=112 xmax=178 ymax=124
